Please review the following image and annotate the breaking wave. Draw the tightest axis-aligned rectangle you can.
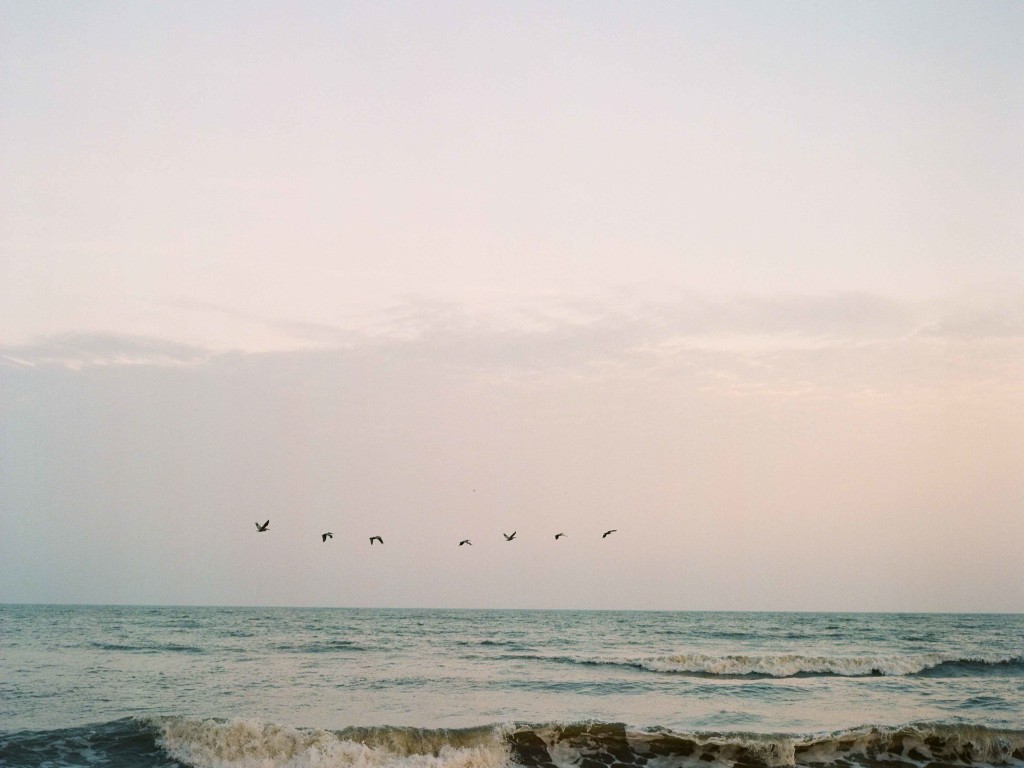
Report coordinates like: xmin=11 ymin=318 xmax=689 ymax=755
xmin=2 ymin=718 xmax=1023 ymax=768
xmin=503 ymin=652 xmax=1024 ymax=678
xmin=634 ymin=652 xmax=1024 ymax=678
xmin=508 ymin=721 xmax=1024 ymax=768
xmin=155 ymin=717 xmax=511 ymax=768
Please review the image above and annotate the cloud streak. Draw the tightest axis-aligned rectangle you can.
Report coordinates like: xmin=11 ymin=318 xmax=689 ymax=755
xmin=5 ymin=290 xmax=1023 ymax=376
xmin=4 ymin=291 xmax=1022 ymax=416
xmin=0 ymin=332 xmax=213 ymax=370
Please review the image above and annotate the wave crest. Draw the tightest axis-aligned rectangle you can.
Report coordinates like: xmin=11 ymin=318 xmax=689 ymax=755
xmin=635 ymin=652 xmax=1023 ymax=677
xmin=89 ymin=641 xmax=205 ymax=654
xmin=4 ymin=718 xmax=1023 ymax=768
xmin=510 ymin=722 xmax=1024 ymax=768
xmin=152 ymin=717 xmax=510 ymax=768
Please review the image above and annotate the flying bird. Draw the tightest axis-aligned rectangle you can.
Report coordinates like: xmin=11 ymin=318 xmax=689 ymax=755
xmin=503 ymin=532 xmax=516 ymax=541
xmin=255 ymin=520 xmax=269 ymax=532
xmin=602 ymin=529 xmax=617 ymax=538
xmin=555 ymin=533 xmax=567 ymax=540
xmin=321 ymin=532 xmax=333 ymax=542
xmin=459 ymin=539 xmax=472 ymax=546
xmin=369 ymin=536 xmax=383 ymax=545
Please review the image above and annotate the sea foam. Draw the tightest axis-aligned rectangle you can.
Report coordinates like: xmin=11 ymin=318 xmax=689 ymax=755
xmin=634 ymin=652 xmax=1023 ymax=677
xmin=152 ymin=717 xmax=511 ymax=768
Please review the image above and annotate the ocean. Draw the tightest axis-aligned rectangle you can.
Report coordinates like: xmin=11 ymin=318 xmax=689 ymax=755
xmin=0 ymin=606 xmax=1021 ymax=768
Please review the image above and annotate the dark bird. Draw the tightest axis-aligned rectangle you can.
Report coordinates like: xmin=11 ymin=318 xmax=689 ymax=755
xmin=503 ymin=531 xmax=516 ymax=541
xmin=369 ymin=536 xmax=383 ymax=545
xmin=459 ymin=539 xmax=472 ymax=546
xmin=255 ymin=520 xmax=269 ymax=532
xmin=555 ymin=533 xmax=566 ymax=539
xmin=602 ymin=529 xmax=617 ymax=538
xmin=321 ymin=532 xmax=333 ymax=542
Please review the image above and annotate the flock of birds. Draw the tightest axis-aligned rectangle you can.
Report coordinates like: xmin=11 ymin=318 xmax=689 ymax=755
xmin=254 ymin=520 xmax=617 ymax=545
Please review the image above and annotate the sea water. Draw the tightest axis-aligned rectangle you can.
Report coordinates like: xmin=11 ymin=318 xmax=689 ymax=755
xmin=1 ymin=606 xmax=1021 ymax=767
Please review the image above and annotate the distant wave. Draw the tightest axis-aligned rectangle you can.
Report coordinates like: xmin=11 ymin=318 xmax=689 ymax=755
xmin=499 ymin=651 xmax=1024 ymax=678
xmin=634 ymin=652 xmax=1024 ymax=678
xmin=456 ymin=639 xmax=536 ymax=652
xmin=271 ymin=639 xmax=368 ymax=653
xmin=2 ymin=718 xmax=1022 ymax=768
xmin=88 ymin=641 xmax=205 ymax=654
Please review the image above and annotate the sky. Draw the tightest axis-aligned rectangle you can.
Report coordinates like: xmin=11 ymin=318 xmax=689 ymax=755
xmin=1 ymin=1 xmax=1022 ymax=611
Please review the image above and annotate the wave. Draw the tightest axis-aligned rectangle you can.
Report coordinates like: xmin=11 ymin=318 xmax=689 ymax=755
xmin=634 ymin=652 xmax=1024 ymax=678
xmin=0 ymin=717 xmax=511 ymax=768
xmin=88 ymin=641 xmax=205 ymax=654
xmin=1 ymin=718 xmax=1022 ymax=768
xmin=499 ymin=652 xmax=1024 ymax=678
xmin=0 ymin=718 xmax=169 ymax=768
xmin=156 ymin=717 xmax=511 ymax=768
xmin=508 ymin=722 xmax=1024 ymax=768
xmin=271 ymin=640 xmax=368 ymax=653
xmin=456 ymin=640 xmax=536 ymax=652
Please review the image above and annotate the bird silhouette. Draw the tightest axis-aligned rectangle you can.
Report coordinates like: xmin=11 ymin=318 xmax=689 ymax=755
xmin=369 ymin=536 xmax=383 ymax=545
xmin=602 ymin=529 xmax=617 ymax=538
xmin=459 ymin=539 xmax=472 ymax=546
xmin=555 ymin=533 xmax=567 ymax=539
xmin=503 ymin=532 xmax=516 ymax=541
xmin=255 ymin=520 xmax=269 ymax=532
xmin=321 ymin=532 xmax=333 ymax=542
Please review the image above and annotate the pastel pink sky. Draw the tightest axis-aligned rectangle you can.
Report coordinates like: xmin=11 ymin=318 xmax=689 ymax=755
xmin=2 ymin=2 xmax=1022 ymax=610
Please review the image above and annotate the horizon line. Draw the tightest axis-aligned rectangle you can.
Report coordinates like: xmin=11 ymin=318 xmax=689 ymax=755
xmin=2 ymin=602 xmax=1021 ymax=616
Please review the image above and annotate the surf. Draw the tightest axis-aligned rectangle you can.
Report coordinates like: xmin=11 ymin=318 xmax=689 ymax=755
xmin=509 ymin=721 xmax=1024 ymax=768
xmin=3 ymin=718 xmax=1023 ymax=768
xmin=501 ymin=651 xmax=1024 ymax=678
xmin=633 ymin=652 xmax=1024 ymax=678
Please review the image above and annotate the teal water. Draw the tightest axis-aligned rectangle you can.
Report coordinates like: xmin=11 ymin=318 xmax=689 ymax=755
xmin=1 ymin=607 xmax=1022 ymax=767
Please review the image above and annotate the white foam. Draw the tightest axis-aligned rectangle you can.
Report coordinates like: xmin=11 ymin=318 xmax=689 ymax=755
xmin=152 ymin=717 xmax=512 ymax=768
xmin=636 ymin=652 xmax=1020 ymax=677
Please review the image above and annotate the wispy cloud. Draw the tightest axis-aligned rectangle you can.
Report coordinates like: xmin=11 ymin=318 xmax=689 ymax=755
xmin=4 ymin=292 xmax=1021 ymax=410
xmin=0 ymin=333 xmax=213 ymax=370
xmin=915 ymin=306 xmax=1024 ymax=340
xmin=165 ymin=298 xmax=358 ymax=347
